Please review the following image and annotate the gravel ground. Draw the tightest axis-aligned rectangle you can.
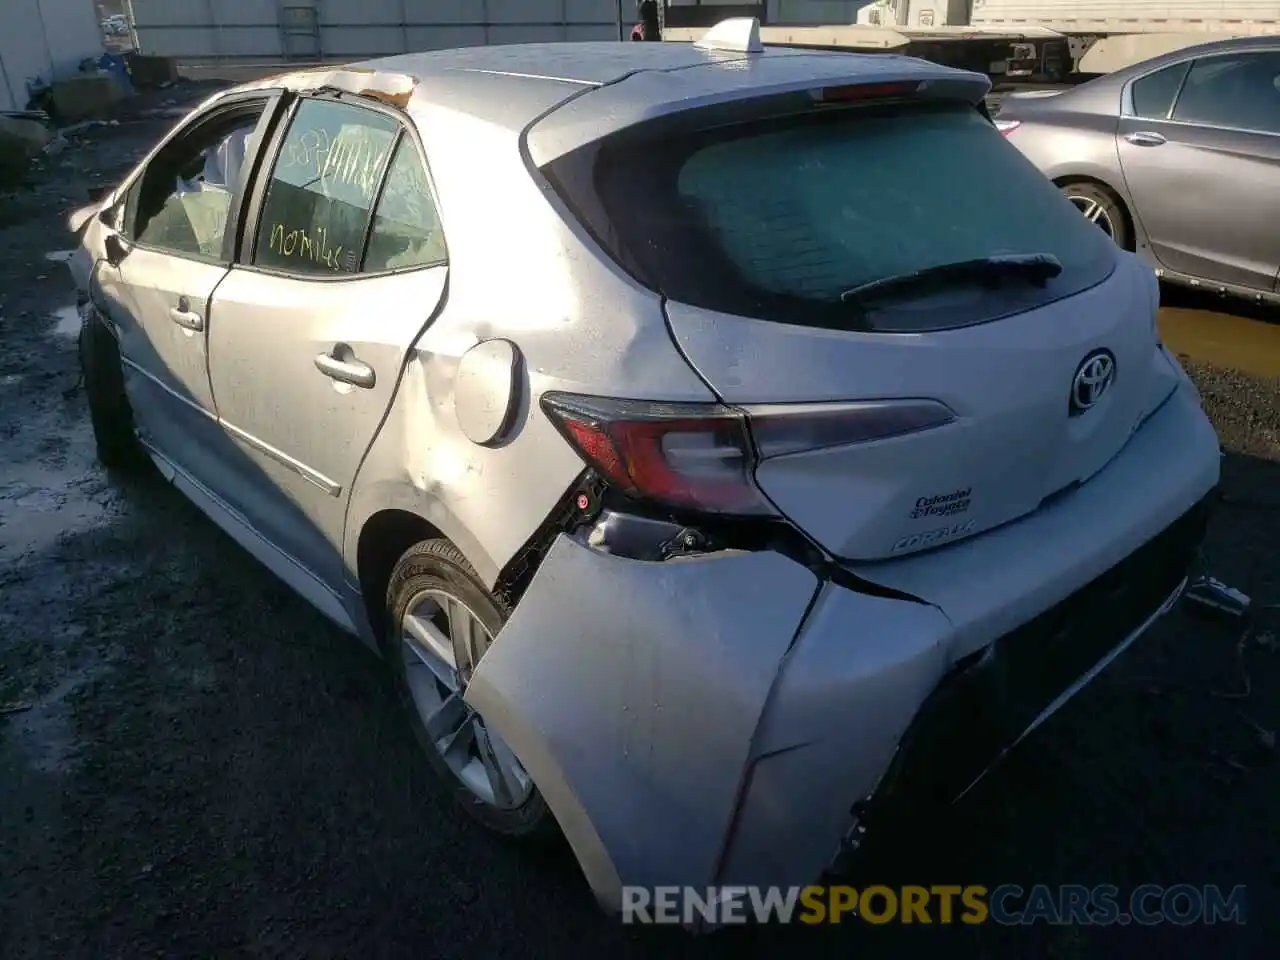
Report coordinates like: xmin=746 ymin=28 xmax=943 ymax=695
xmin=1 ymin=94 xmax=1277 ymax=959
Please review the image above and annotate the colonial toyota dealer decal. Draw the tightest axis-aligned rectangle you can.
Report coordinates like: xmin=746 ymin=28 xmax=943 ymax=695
xmin=909 ymin=487 xmax=972 ymax=520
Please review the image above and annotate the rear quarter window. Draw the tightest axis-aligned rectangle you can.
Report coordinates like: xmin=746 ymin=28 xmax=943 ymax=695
xmin=1130 ymin=62 xmax=1191 ymax=119
xmin=547 ymin=103 xmax=1117 ymax=333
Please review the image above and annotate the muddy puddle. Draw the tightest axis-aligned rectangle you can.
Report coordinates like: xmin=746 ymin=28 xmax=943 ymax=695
xmin=1159 ymin=293 xmax=1280 ymax=380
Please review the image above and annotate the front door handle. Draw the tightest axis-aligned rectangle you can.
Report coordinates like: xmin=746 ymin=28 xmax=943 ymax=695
xmin=1124 ymin=131 xmax=1167 ymax=147
xmin=168 ymin=299 xmax=204 ymax=331
xmin=315 ymin=348 xmax=375 ymax=389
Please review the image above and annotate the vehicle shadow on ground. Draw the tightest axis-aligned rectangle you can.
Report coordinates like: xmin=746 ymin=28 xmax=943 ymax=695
xmin=1160 ymin=283 xmax=1276 ymax=323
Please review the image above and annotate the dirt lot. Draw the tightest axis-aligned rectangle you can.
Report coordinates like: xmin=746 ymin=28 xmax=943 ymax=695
xmin=1 ymin=90 xmax=1277 ymax=959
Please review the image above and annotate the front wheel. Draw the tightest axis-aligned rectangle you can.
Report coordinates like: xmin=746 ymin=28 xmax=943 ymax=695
xmin=386 ymin=539 xmax=556 ymax=840
xmin=1061 ymin=181 xmax=1130 ymax=249
xmin=78 ymin=309 xmax=146 ymax=472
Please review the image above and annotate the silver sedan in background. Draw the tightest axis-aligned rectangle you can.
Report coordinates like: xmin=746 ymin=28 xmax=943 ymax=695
xmin=996 ymin=36 xmax=1280 ymax=305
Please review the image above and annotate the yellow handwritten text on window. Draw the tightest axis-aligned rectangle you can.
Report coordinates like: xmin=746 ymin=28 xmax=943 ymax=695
xmin=268 ymin=222 xmax=345 ymax=271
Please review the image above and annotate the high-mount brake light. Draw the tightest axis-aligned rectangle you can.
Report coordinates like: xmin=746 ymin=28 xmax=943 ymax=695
xmin=541 ymin=393 xmax=959 ymax=516
xmin=815 ymin=81 xmax=923 ymax=103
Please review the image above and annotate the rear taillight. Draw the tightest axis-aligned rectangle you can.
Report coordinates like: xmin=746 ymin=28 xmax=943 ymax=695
xmin=745 ymin=400 xmax=958 ymax=459
xmin=541 ymin=393 xmax=957 ymax=516
xmin=994 ymin=119 xmax=1022 ymax=136
xmin=541 ymin=394 xmax=773 ymax=515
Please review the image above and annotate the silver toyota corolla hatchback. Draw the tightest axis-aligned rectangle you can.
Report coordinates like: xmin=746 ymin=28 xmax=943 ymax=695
xmin=68 ymin=19 xmax=1220 ymax=915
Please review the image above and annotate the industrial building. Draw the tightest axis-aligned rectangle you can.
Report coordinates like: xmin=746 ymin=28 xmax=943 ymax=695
xmin=126 ymin=0 xmax=634 ymax=62
xmin=1 ymin=0 xmax=104 ymax=112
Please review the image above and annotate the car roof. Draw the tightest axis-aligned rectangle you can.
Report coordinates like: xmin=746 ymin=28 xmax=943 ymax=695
xmin=1099 ymin=34 xmax=1280 ymax=87
xmin=1001 ymin=33 xmax=1280 ymax=117
xmin=1126 ymin=33 xmax=1280 ymax=72
xmin=229 ymin=40 xmax=987 ymax=146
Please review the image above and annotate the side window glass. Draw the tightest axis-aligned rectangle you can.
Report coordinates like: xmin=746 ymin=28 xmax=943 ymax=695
xmin=1130 ymin=62 xmax=1189 ymax=120
xmin=254 ymin=98 xmax=398 ymax=275
xmin=363 ymin=138 xmax=447 ymax=272
xmin=1172 ymin=52 xmax=1280 ymax=133
xmin=131 ymin=107 xmax=265 ymax=258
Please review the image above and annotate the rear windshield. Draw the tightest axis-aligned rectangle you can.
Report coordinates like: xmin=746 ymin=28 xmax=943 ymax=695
xmin=545 ymin=103 xmax=1116 ymax=333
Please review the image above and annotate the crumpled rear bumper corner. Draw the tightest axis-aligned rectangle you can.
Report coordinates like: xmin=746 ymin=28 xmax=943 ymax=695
xmin=464 ymin=535 xmax=823 ymax=911
xmin=466 ymin=531 xmax=957 ymax=911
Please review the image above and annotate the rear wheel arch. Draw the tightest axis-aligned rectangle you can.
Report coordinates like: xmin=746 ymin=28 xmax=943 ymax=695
xmin=356 ymin=509 xmax=447 ymax=648
xmin=1054 ymin=176 xmax=1135 ymax=251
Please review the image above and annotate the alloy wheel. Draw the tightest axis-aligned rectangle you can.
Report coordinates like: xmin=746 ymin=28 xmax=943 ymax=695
xmin=1066 ymin=194 xmax=1116 ymax=239
xmin=400 ymin=590 xmax=533 ymax=810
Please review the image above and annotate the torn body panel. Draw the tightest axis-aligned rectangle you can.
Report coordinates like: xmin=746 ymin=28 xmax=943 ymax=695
xmin=464 ymin=535 xmax=820 ymax=911
xmin=721 ymin=585 xmax=953 ymax=887
xmin=235 ymin=66 xmax=417 ymax=109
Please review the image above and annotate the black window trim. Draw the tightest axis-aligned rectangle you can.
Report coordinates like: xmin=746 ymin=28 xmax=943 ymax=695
xmin=1126 ymin=59 xmax=1192 ymax=122
xmin=1123 ymin=47 xmax=1280 ymax=137
xmin=115 ymin=89 xmax=285 ymax=268
xmin=237 ymin=89 xmax=449 ymax=283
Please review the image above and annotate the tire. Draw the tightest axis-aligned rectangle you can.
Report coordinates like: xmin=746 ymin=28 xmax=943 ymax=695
xmin=386 ymin=538 xmax=556 ymax=840
xmin=78 ymin=309 xmax=145 ymax=472
xmin=1060 ymin=181 xmax=1131 ymax=250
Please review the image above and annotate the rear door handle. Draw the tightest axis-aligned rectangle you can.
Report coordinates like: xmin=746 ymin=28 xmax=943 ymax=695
xmin=168 ymin=297 xmax=204 ymax=331
xmin=1124 ymin=131 xmax=1167 ymax=147
xmin=315 ymin=349 xmax=375 ymax=389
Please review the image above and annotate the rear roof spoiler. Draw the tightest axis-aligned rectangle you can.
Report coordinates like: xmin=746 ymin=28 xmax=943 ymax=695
xmin=526 ymin=39 xmax=990 ymax=167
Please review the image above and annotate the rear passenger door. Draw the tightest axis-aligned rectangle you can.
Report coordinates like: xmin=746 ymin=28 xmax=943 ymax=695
xmin=1117 ymin=50 xmax=1280 ymax=292
xmin=205 ymin=94 xmax=449 ymax=592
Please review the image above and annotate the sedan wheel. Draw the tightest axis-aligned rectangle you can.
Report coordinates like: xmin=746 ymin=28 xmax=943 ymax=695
xmin=400 ymin=589 xmax=533 ymax=810
xmin=1061 ymin=182 xmax=1130 ymax=249
xmin=1067 ymin=194 xmax=1116 ymax=237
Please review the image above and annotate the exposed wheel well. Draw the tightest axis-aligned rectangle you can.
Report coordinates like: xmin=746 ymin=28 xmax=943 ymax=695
xmin=1054 ymin=176 xmax=1135 ymax=251
xmin=357 ymin=509 xmax=444 ymax=648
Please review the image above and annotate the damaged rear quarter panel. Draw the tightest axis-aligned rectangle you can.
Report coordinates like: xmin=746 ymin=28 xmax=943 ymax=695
xmin=464 ymin=534 xmax=819 ymax=911
xmin=343 ymin=89 xmax=717 ymax=594
xmin=341 ymin=333 xmax=585 ymax=592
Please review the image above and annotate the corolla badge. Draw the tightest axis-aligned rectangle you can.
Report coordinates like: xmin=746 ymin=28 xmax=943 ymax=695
xmin=1070 ymin=349 xmax=1116 ymax=414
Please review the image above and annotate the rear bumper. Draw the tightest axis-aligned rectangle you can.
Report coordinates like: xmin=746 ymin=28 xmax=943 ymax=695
xmin=466 ymin=379 xmax=1219 ymax=911
xmin=859 ymin=496 xmax=1206 ymax=834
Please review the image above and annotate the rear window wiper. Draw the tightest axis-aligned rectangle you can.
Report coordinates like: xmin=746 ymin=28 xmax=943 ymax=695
xmin=839 ymin=254 xmax=1064 ymax=306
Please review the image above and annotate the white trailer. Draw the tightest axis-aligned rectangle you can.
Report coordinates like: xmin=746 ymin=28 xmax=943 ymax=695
xmin=969 ymin=0 xmax=1280 ymax=72
xmin=969 ymin=0 xmax=1280 ymax=35
xmin=665 ymin=1 xmax=1280 ymax=78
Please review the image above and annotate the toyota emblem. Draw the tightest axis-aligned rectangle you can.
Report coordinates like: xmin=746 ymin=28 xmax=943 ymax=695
xmin=1070 ymin=350 xmax=1115 ymax=414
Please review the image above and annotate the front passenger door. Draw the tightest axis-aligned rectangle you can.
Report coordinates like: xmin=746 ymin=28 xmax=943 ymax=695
xmin=1117 ymin=51 xmax=1280 ymax=291
xmin=94 ymin=93 xmax=279 ymax=483
xmin=206 ymin=95 xmax=450 ymax=592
